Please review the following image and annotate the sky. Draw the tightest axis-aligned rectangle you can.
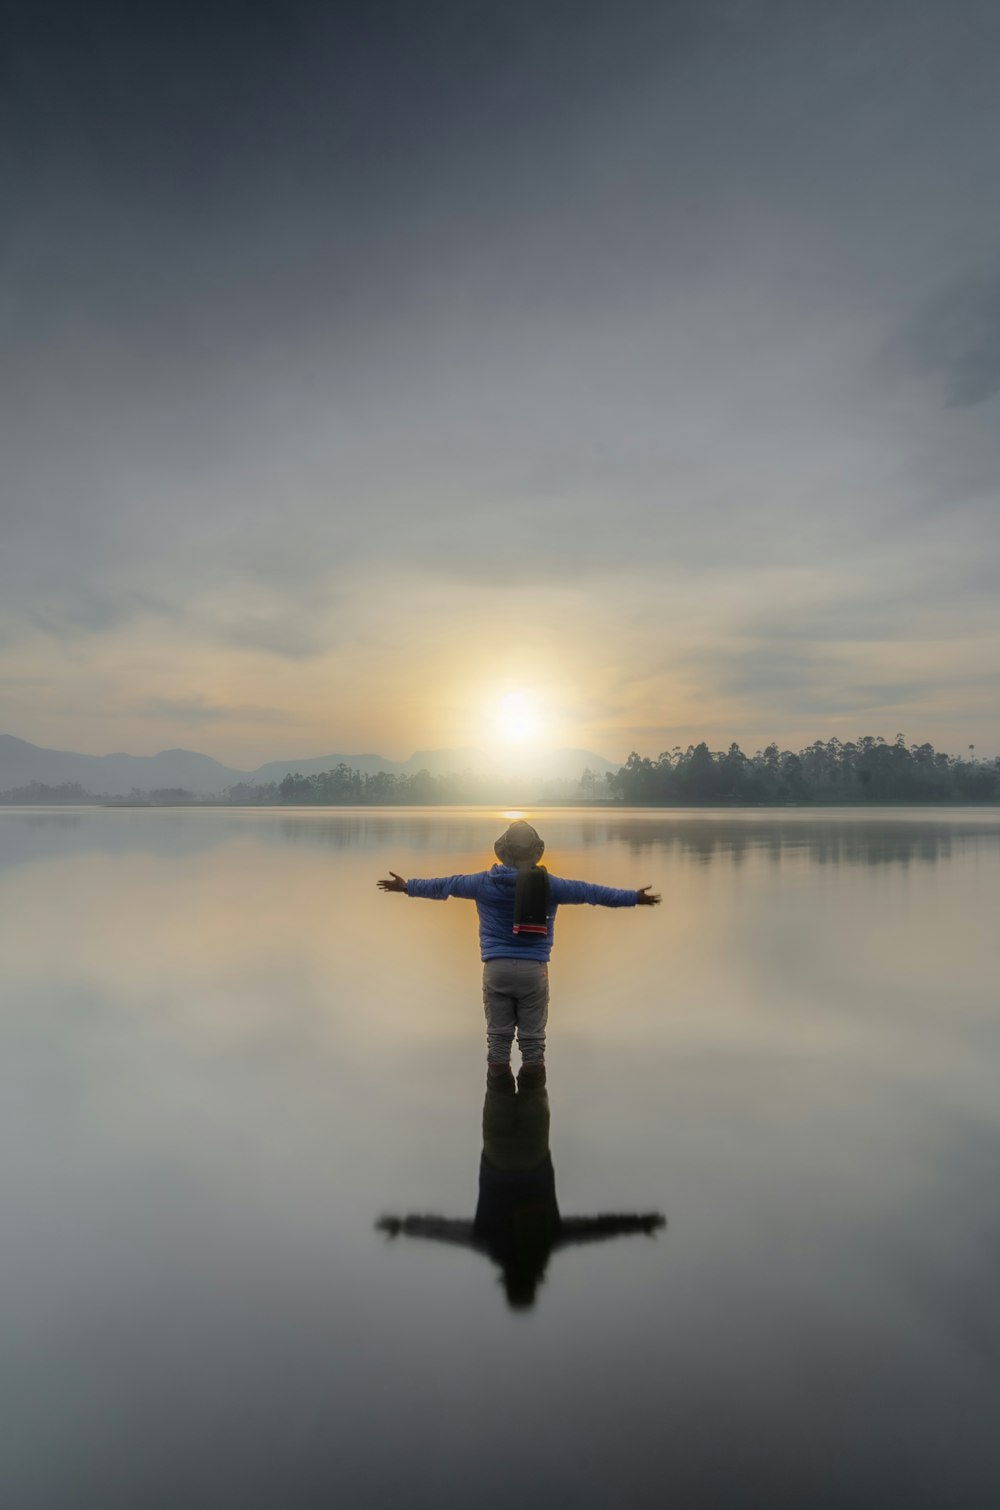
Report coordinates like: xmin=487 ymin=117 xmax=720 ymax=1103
xmin=3 ymin=0 xmax=1000 ymax=765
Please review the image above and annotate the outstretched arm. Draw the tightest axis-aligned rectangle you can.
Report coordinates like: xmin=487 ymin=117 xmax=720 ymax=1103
xmin=376 ymin=1215 xmax=483 ymax=1251
xmin=376 ymin=871 xmax=485 ymax=899
xmin=554 ymin=1213 xmax=666 ymax=1248
xmin=550 ymin=877 xmax=661 ymax=908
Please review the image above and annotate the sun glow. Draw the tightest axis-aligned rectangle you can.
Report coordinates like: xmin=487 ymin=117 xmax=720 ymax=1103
xmin=494 ymin=690 xmax=546 ymax=746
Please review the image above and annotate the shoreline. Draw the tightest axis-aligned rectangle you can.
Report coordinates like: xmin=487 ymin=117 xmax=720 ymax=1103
xmin=2 ymin=798 xmax=999 ymax=812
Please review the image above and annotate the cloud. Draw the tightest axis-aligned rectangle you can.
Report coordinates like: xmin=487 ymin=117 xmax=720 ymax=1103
xmin=26 ymin=591 xmax=157 ymax=638
xmin=901 ymin=260 xmax=1000 ymax=408
xmin=125 ymin=698 xmax=293 ymax=726
xmin=5 ymin=0 xmax=1000 ymax=757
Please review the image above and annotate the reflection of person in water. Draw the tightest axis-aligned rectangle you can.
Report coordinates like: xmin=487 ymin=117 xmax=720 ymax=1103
xmin=378 ymin=820 xmax=660 ymax=1074
xmin=377 ymin=1073 xmax=666 ymax=1310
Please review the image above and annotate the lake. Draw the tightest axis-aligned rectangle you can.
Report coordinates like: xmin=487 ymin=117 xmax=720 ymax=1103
xmin=2 ymin=806 xmax=999 ymax=1509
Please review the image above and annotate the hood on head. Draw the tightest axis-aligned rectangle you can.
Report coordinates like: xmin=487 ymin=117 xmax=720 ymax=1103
xmin=494 ymin=821 xmax=545 ymax=868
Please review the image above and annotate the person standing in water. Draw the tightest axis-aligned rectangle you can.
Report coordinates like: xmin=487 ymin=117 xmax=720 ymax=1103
xmin=377 ymin=820 xmax=660 ymax=1081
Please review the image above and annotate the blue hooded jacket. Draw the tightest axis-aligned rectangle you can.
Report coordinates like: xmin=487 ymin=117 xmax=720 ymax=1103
xmin=405 ymin=864 xmax=637 ymax=962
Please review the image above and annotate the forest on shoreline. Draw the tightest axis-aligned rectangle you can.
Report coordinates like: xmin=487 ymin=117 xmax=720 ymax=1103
xmin=2 ymin=734 xmax=998 ymax=806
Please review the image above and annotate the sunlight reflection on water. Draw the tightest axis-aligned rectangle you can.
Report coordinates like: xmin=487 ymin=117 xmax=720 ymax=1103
xmin=1 ymin=807 xmax=998 ymax=1508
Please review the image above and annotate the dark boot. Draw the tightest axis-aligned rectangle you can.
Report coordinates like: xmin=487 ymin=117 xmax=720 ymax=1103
xmin=487 ymin=1063 xmax=516 ymax=1092
xmin=518 ymin=1063 xmax=546 ymax=1088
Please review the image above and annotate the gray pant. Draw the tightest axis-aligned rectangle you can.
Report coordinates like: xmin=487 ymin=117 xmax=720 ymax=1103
xmin=482 ymin=958 xmax=550 ymax=1064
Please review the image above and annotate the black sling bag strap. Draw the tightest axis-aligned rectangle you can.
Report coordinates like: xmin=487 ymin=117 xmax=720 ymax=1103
xmin=512 ymin=865 xmax=550 ymax=937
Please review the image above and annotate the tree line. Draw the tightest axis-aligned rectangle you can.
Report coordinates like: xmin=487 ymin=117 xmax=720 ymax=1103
xmin=605 ymin=735 xmax=999 ymax=804
xmin=270 ymin=766 xmax=486 ymax=804
xmin=0 ymin=781 xmax=199 ymax=804
xmin=256 ymin=736 xmax=1000 ymax=805
xmin=3 ymin=735 xmax=998 ymax=806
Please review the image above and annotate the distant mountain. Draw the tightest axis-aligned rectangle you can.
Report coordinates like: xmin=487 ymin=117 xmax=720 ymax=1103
xmin=1 ymin=735 xmax=618 ymax=798
xmin=0 ymin=735 xmax=244 ymax=797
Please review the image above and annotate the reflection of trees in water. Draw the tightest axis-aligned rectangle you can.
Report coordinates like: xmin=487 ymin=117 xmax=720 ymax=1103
xmin=276 ymin=817 xmax=369 ymax=851
xmin=270 ymin=811 xmax=1000 ymax=867
xmin=377 ymin=1079 xmax=665 ymax=1311
xmin=574 ymin=817 xmax=1000 ymax=867
xmin=0 ymin=808 xmax=240 ymax=869
xmin=272 ymin=813 xmax=496 ymax=853
xmin=6 ymin=804 xmax=966 ymax=869
xmin=6 ymin=807 xmax=996 ymax=872
xmin=19 ymin=812 xmax=84 ymax=831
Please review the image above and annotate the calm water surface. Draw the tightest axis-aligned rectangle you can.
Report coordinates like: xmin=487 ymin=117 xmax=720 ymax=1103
xmin=1 ymin=806 xmax=998 ymax=1508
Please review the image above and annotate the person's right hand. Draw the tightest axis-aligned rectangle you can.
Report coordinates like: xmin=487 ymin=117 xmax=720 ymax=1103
xmin=636 ymin=886 xmax=661 ymax=906
xmin=377 ymin=871 xmax=407 ymax=892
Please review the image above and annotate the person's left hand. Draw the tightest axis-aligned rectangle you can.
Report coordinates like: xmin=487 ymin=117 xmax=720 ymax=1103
xmin=377 ymin=871 xmax=407 ymax=892
xmin=636 ymin=886 xmax=661 ymax=906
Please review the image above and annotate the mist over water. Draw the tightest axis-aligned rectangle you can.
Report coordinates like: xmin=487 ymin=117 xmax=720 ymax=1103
xmin=2 ymin=807 xmax=999 ymax=1508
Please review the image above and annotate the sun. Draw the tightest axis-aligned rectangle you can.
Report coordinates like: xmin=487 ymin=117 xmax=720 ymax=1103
xmin=494 ymin=690 xmax=546 ymax=746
